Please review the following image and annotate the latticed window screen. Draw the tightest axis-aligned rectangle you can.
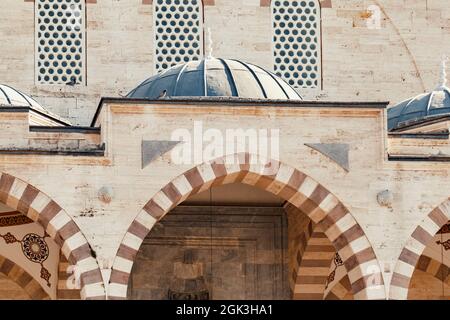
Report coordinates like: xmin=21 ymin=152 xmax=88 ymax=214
xmin=154 ymin=0 xmax=203 ymax=73
xmin=35 ymin=0 xmax=86 ymax=85
xmin=272 ymin=0 xmax=321 ymax=89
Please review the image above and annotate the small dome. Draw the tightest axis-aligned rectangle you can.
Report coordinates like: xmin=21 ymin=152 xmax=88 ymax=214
xmin=388 ymin=86 xmax=450 ymax=131
xmin=0 ymin=84 xmax=47 ymax=112
xmin=0 ymin=84 xmax=70 ymax=126
xmin=388 ymin=59 xmax=450 ymax=131
xmin=127 ymin=58 xmax=302 ymax=100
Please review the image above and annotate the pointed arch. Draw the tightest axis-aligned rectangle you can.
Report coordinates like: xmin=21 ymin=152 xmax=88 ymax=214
xmin=390 ymin=199 xmax=450 ymax=299
xmin=0 ymin=172 xmax=105 ymax=299
xmin=109 ymin=153 xmax=385 ymax=299
xmin=291 ymin=218 xmax=335 ymax=299
xmin=283 ymin=202 xmax=314 ymax=294
xmin=324 ymin=275 xmax=353 ymax=300
xmin=413 ymin=254 xmax=449 ymax=286
xmin=287 ymin=212 xmax=352 ymax=300
xmin=0 ymin=254 xmax=49 ymax=300
xmin=57 ymin=253 xmax=82 ymax=299
xmin=325 ymin=250 xmax=450 ymax=300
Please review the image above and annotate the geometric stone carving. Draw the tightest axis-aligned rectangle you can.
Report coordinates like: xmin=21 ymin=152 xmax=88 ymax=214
xmin=272 ymin=0 xmax=321 ymax=88
xmin=305 ymin=143 xmax=350 ymax=172
xmin=154 ymin=0 xmax=203 ymax=72
xmin=36 ymin=0 xmax=86 ymax=84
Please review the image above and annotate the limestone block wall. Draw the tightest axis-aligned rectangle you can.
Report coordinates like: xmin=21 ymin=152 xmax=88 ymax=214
xmin=0 ymin=112 xmax=32 ymax=150
xmin=205 ymin=0 xmax=272 ymax=71
xmin=388 ymin=134 xmax=450 ymax=159
xmin=1 ymin=0 xmax=450 ymax=125
xmin=0 ymin=112 xmax=102 ymax=153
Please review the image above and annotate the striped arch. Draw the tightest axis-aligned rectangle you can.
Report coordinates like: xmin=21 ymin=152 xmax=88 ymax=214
xmin=0 ymin=254 xmax=49 ymax=300
xmin=390 ymin=199 xmax=450 ymax=300
xmin=323 ymin=254 xmax=354 ymax=300
xmin=0 ymin=172 xmax=105 ymax=300
xmin=293 ymin=222 xmax=335 ymax=299
xmin=284 ymin=203 xmax=337 ymax=299
xmin=325 ymin=254 xmax=450 ymax=300
xmin=283 ymin=203 xmax=314 ymax=294
xmin=109 ymin=153 xmax=385 ymax=300
xmin=324 ymin=275 xmax=353 ymax=300
xmin=412 ymin=255 xmax=449 ymax=287
xmin=57 ymin=254 xmax=82 ymax=300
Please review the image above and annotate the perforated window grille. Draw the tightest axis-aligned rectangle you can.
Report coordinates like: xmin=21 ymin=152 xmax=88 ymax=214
xmin=154 ymin=0 xmax=204 ymax=73
xmin=272 ymin=0 xmax=321 ymax=89
xmin=35 ymin=0 xmax=86 ymax=85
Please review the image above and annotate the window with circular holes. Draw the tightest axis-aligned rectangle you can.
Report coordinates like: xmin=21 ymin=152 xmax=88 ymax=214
xmin=35 ymin=0 xmax=86 ymax=85
xmin=154 ymin=0 xmax=204 ymax=73
xmin=271 ymin=0 xmax=321 ymax=89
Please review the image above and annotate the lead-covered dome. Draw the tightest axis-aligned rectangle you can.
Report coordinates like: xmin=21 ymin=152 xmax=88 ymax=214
xmin=127 ymin=58 xmax=302 ymax=100
xmin=388 ymin=86 xmax=450 ymax=131
xmin=388 ymin=60 xmax=450 ymax=131
xmin=0 ymin=84 xmax=47 ymax=112
xmin=0 ymin=84 xmax=70 ymax=126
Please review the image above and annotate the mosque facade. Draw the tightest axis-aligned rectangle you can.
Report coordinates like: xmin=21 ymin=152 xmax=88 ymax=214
xmin=0 ymin=0 xmax=449 ymax=300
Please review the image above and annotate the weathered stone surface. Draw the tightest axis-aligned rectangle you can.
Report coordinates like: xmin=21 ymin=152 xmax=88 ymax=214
xmin=142 ymin=140 xmax=181 ymax=169
xmin=305 ymin=143 xmax=350 ymax=171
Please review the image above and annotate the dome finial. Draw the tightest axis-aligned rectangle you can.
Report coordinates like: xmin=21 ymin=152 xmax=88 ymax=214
xmin=206 ymin=27 xmax=213 ymax=59
xmin=437 ymin=55 xmax=448 ymax=90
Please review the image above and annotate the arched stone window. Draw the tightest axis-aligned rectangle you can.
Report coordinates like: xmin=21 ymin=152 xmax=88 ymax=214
xmin=35 ymin=0 xmax=86 ymax=85
xmin=154 ymin=0 xmax=204 ymax=73
xmin=271 ymin=0 xmax=321 ymax=89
